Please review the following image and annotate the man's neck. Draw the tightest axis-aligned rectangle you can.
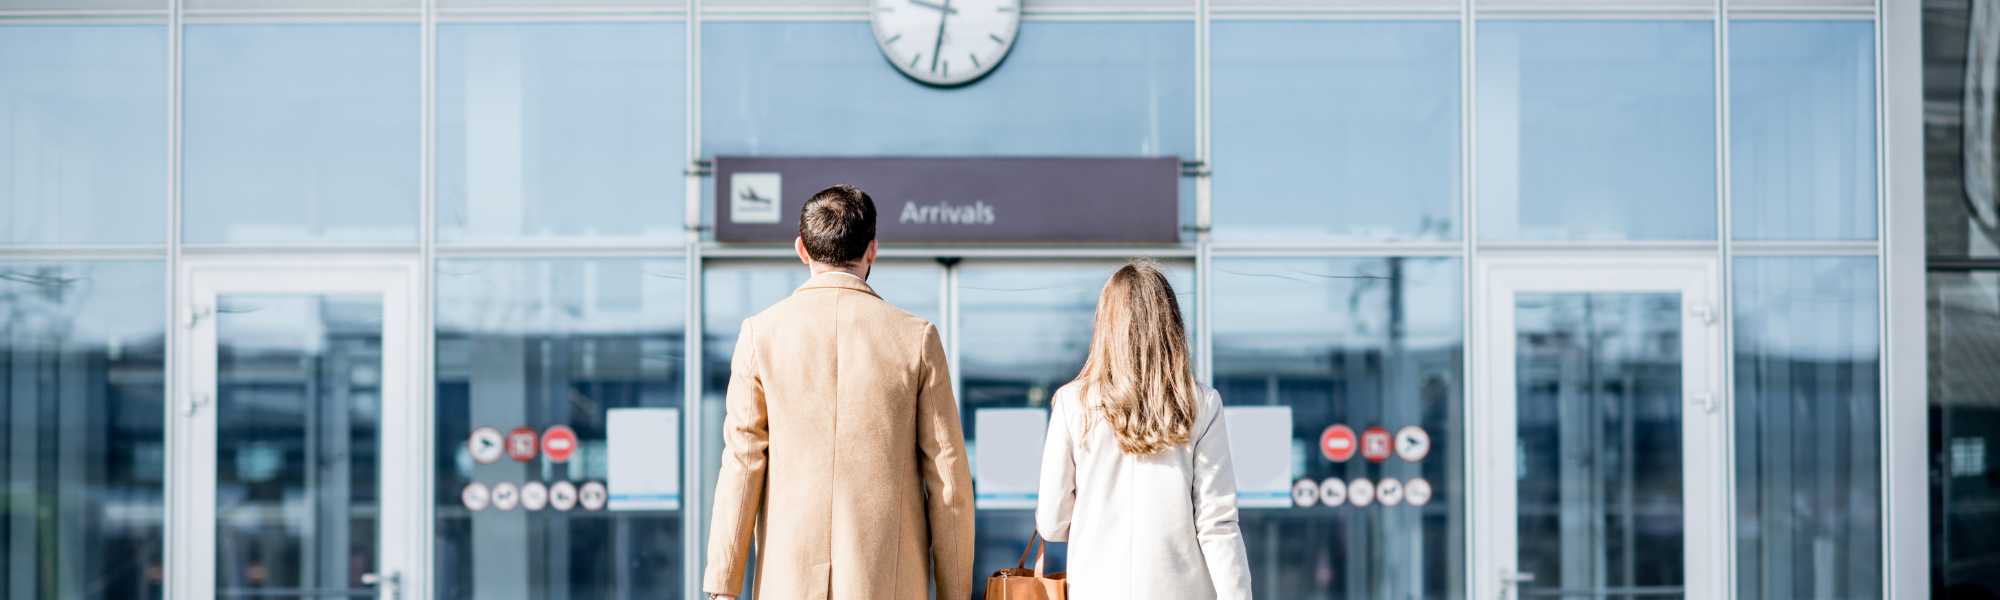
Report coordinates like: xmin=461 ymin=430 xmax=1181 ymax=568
xmin=809 ymin=263 xmax=868 ymax=280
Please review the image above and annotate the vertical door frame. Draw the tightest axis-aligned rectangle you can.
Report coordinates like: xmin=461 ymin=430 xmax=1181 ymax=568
xmin=1469 ymin=255 xmax=1726 ymax=600
xmin=169 ymin=256 xmax=425 ymax=600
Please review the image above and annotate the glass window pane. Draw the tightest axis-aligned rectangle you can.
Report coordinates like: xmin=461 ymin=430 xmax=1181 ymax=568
xmin=186 ymin=0 xmax=414 ymax=10
xmin=0 ymin=25 xmax=166 ymax=245
xmin=1211 ymin=257 xmax=1463 ymax=598
xmin=702 ymin=22 xmax=1193 ymax=158
xmin=0 ymin=0 xmax=161 ymax=9
xmin=1734 ymin=256 xmax=1881 ymax=599
xmin=1924 ymin=0 xmax=2000 ymax=259
xmin=213 ymin=294 xmax=384 ymax=595
xmin=441 ymin=0 xmax=677 ymax=6
xmin=697 ymin=261 xmax=940 ymax=598
xmin=0 ymin=261 xmax=167 ymax=598
xmin=1730 ymin=21 xmax=1877 ymax=241
xmin=1211 ymin=21 xmax=1461 ymax=242
xmin=434 ymin=258 xmax=687 ymax=598
xmin=1514 ymin=292 xmax=1686 ymax=596
xmin=1476 ymin=20 xmax=1716 ymax=241
xmin=1929 ymin=270 xmax=2000 ymax=596
xmin=182 ymin=24 xmax=419 ymax=244
xmin=956 ymin=261 xmax=1193 ymax=598
xmin=437 ymin=22 xmax=687 ymax=245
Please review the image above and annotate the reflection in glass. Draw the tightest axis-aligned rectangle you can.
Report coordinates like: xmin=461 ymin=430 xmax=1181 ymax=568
xmin=182 ymin=24 xmax=420 ymax=244
xmin=955 ymin=262 xmax=1192 ymax=599
xmin=1730 ymin=21 xmax=1877 ymax=241
xmin=0 ymin=0 xmax=160 ymax=8
xmin=1210 ymin=22 xmax=1460 ymax=242
xmin=0 ymin=26 xmax=167 ymax=245
xmin=214 ymin=294 xmax=383 ymax=596
xmin=1211 ymin=257 xmax=1463 ymax=598
xmin=1925 ymin=0 xmax=2000 ymax=259
xmin=437 ymin=23 xmax=686 ymax=244
xmin=702 ymin=22 xmax=1193 ymax=159
xmin=698 ymin=261 xmax=941 ymax=598
xmin=1513 ymin=292 xmax=1685 ymax=599
xmin=0 ymin=261 xmax=166 ymax=599
xmin=1929 ymin=271 xmax=2000 ymax=597
xmin=434 ymin=259 xmax=687 ymax=598
xmin=1733 ymin=257 xmax=1881 ymax=599
xmin=1476 ymin=21 xmax=1716 ymax=241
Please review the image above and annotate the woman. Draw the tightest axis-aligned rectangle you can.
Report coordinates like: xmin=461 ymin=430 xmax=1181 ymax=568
xmin=1035 ymin=260 xmax=1253 ymax=599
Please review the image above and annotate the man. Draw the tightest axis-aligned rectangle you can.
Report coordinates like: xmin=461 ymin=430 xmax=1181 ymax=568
xmin=705 ymin=184 xmax=976 ymax=600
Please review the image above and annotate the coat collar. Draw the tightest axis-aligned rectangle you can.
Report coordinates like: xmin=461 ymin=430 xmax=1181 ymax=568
xmin=796 ymin=270 xmax=881 ymax=299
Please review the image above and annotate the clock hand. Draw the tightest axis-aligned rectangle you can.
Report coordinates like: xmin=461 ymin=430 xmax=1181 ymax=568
xmin=929 ymin=0 xmax=950 ymax=73
xmin=907 ymin=0 xmax=958 ymax=14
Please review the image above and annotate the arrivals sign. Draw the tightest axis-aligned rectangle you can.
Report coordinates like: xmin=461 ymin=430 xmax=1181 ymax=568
xmin=714 ymin=156 xmax=1182 ymax=244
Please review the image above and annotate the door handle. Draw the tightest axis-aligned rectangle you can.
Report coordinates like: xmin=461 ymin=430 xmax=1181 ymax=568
xmin=1499 ymin=569 xmax=1536 ymax=600
xmin=182 ymin=393 xmax=209 ymax=418
xmin=1690 ymin=392 xmax=1718 ymax=414
xmin=361 ymin=570 xmax=401 ymax=600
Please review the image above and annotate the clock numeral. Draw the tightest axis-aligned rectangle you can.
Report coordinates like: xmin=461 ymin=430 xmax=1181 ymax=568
xmin=969 ymin=53 xmax=980 ymax=70
xmin=989 ymin=33 xmax=1007 ymax=44
xmin=941 ymin=60 xmax=950 ymax=78
xmin=884 ymin=33 xmax=901 ymax=44
xmin=909 ymin=52 xmax=922 ymax=69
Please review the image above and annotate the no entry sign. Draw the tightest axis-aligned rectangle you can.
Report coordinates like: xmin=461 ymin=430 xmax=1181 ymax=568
xmin=1320 ymin=425 xmax=1357 ymax=463
xmin=542 ymin=425 xmax=578 ymax=463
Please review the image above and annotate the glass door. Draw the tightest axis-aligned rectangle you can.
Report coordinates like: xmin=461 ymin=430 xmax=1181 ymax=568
xmin=1471 ymin=257 xmax=1726 ymax=600
xmin=172 ymin=260 xmax=423 ymax=599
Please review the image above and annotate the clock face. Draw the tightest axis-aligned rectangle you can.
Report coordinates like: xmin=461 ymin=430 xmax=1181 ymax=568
xmin=871 ymin=0 xmax=1021 ymax=87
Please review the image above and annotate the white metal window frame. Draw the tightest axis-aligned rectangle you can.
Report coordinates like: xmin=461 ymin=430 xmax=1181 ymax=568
xmin=0 ymin=0 xmax=1922 ymax=597
xmin=1468 ymin=255 xmax=1727 ymax=600
xmin=168 ymin=257 xmax=425 ymax=600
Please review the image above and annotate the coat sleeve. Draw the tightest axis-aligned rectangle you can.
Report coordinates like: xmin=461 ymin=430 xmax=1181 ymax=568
xmin=1191 ymin=389 xmax=1254 ymax=600
xmin=702 ymin=320 xmax=769 ymax=596
xmin=916 ymin=323 xmax=976 ymax=600
xmin=1035 ymin=391 xmax=1077 ymax=542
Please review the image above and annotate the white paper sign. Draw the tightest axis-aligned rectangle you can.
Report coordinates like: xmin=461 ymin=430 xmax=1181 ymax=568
xmin=1224 ymin=406 xmax=1294 ymax=508
xmin=974 ymin=408 xmax=1047 ymax=509
xmin=607 ymin=408 xmax=681 ymax=511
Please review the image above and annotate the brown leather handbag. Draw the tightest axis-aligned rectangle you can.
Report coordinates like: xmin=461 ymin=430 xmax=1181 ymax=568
xmin=985 ymin=533 xmax=1067 ymax=600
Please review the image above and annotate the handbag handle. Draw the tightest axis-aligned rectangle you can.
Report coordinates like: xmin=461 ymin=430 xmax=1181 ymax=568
xmin=1014 ymin=532 xmax=1049 ymax=577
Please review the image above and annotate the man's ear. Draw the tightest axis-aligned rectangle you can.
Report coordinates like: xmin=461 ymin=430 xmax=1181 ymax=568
xmin=864 ymin=240 xmax=879 ymax=264
xmin=795 ymin=237 xmax=813 ymax=266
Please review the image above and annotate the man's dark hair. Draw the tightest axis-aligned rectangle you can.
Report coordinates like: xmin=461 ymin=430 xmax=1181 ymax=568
xmin=798 ymin=184 xmax=877 ymax=266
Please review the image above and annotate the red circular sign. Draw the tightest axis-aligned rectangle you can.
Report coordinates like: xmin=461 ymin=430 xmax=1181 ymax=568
xmin=542 ymin=425 xmax=579 ymax=463
xmin=1320 ymin=425 xmax=1357 ymax=463
xmin=507 ymin=427 xmax=539 ymax=462
xmin=1361 ymin=426 xmax=1393 ymax=463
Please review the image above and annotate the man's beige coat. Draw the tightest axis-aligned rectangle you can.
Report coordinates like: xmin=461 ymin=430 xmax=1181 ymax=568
xmin=703 ymin=271 xmax=976 ymax=600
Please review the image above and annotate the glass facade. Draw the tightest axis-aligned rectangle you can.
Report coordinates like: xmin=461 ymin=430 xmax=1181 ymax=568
xmin=1210 ymin=22 xmax=1461 ymax=242
xmin=1733 ymin=256 xmax=1881 ymax=599
xmin=0 ymin=261 xmax=167 ymax=598
xmin=182 ymin=24 xmax=421 ymax=245
xmin=0 ymin=1 xmax=1902 ymax=599
xmin=1476 ymin=20 xmax=1717 ymax=242
xmin=1210 ymin=257 xmax=1463 ymax=598
xmin=436 ymin=22 xmax=687 ymax=245
xmin=0 ymin=25 xmax=166 ymax=245
xmin=1927 ymin=0 xmax=2000 ymax=596
xmin=434 ymin=258 xmax=686 ymax=599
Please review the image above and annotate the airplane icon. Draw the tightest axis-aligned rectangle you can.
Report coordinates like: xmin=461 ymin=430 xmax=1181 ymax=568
xmin=737 ymin=186 xmax=774 ymax=209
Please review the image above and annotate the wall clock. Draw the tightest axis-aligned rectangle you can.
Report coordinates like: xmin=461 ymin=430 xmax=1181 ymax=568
xmin=870 ymin=0 xmax=1021 ymax=87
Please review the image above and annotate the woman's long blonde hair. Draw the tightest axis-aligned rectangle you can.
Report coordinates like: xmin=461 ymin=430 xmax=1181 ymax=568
xmin=1074 ymin=260 xmax=1200 ymax=456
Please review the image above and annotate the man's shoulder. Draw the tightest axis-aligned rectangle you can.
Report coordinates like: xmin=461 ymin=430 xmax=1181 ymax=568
xmin=759 ymin=289 xmax=939 ymax=338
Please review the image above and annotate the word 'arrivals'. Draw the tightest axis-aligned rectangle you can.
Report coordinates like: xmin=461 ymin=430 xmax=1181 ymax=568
xmin=899 ymin=201 xmax=996 ymax=225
